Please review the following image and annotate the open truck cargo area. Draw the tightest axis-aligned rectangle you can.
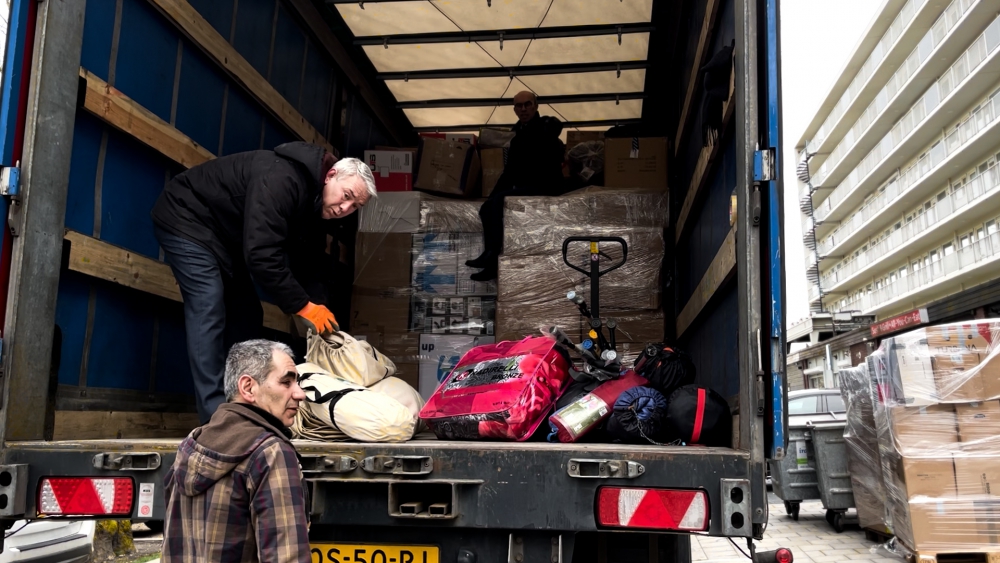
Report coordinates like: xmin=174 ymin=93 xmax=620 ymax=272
xmin=0 ymin=0 xmax=786 ymax=561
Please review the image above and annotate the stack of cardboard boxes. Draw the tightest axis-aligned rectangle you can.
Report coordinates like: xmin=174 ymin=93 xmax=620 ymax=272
xmin=495 ymin=187 xmax=668 ymax=363
xmin=864 ymin=322 xmax=1000 ymax=553
xmin=351 ymin=192 xmax=496 ymax=398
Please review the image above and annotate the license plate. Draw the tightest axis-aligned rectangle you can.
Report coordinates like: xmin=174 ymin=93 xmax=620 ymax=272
xmin=310 ymin=543 xmax=439 ymax=563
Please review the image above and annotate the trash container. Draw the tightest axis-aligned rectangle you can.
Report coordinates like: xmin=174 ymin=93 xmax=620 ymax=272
xmin=811 ymin=422 xmax=858 ymax=533
xmin=768 ymin=424 xmax=821 ymax=521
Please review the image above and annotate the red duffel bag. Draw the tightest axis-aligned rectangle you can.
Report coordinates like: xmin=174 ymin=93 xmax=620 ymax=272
xmin=419 ymin=336 xmax=571 ymax=441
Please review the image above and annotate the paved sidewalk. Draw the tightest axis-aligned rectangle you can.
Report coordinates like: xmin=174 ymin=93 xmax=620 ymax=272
xmin=692 ymin=499 xmax=904 ymax=562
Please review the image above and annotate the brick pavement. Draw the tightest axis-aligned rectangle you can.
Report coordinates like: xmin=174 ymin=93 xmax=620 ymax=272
xmin=691 ymin=500 xmax=905 ymax=562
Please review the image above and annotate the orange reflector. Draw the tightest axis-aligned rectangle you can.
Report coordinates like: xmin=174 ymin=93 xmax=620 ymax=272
xmin=38 ymin=477 xmax=134 ymax=516
xmin=597 ymin=487 xmax=709 ymax=531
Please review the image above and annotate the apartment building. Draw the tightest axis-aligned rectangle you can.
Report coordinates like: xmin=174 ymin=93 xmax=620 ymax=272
xmin=797 ymin=0 xmax=1000 ymax=322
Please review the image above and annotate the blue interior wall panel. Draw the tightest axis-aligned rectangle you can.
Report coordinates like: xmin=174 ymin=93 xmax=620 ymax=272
xmin=53 ymin=274 xmax=92 ymax=387
xmin=233 ymin=0 xmax=277 ymax=79
xmin=115 ymin=0 xmax=177 ymax=120
xmin=263 ymin=118 xmax=296 ymax=151
xmin=175 ymin=43 xmax=226 ymax=153
xmin=99 ymin=130 xmax=168 ymax=258
xmin=188 ymin=0 xmax=235 ymax=39
xmin=86 ymin=283 xmax=156 ymax=391
xmin=682 ymin=287 xmax=739 ymax=398
xmin=270 ymin=4 xmax=306 ymax=111
xmin=64 ymin=113 xmax=103 ymax=235
xmin=302 ymin=46 xmax=334 ymax=140
xmin=154 ymin=302 xmax=194 ymax=395
xmin=222 ymin=86 xmax=266 ymax=155
xmin=80 ymin=0 xmax=117 ymax=81
xmin=678 ymin=139 xmax=737 ymax=305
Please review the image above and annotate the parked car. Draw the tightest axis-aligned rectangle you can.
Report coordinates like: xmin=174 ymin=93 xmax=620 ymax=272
xmin=787 ymin=388 xmax=847 ymax=426
xmin=767 ymin=388 xmax=847 ymax=488
xmin=1 ymin=520 xmax=94 ymax=563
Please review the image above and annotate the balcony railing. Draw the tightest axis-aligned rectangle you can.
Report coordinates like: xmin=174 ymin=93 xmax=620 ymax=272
xmin=821 ymin=162 xmax=1000 ymax=290
xmin=813 ymin=15 xmax=1000 ymax=224
xmin=809 ymin=0 xmax=923 ymax=150
xmin=812 ymin=0 xmax=974 ymax=187
xmin=842 ymin=231 xmax=1000 ymax=312
xmin=808 ymin=284 xmax=822 ymax=303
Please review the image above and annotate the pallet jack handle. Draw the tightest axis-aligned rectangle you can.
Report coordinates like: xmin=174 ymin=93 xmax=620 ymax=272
xmin=561 ymin=236 xmax=628 ymax=319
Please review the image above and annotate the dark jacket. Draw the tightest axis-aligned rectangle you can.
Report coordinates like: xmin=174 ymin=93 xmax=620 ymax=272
xmin=151 ymin=142 xmax=331 ymax=313
xmin=162 ymin=403 xmax=310 ymax=563
xmin=496 ymin=113 xmax=566 ymax=194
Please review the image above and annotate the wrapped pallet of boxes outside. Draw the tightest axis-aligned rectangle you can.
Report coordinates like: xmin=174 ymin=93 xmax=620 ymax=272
xmin=496 ymin=188 xmax=668 ymax=365
xmin=839 ymin=361 xmax=892 ymax=534
xmin=352 ymin=192 xmax=497 ymax=399
xmin=867 ymin=321 xmax=1000 ymax=556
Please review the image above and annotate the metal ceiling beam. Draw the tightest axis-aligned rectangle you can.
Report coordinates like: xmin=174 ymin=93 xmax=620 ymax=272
xmin=353 ymin=23 xmax=654 ymax=45
xmin=378 ymin=61 xmax=649 ymax=81
xmin=412 ymin=118 xmax=641 ymax=133
xmin=397 ymin=92 xmax=645 ymax=109
xmin=326 ymin=0 xmax=423 ymax=3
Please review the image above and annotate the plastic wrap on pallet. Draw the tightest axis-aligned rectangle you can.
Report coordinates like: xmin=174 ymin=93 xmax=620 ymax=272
xmin=352 ymin=193 xmax=498 ymax=394
xmin=503 ymin=188 xmax=668 ymax=255
xmin=868 ymin=320 xmax=1000 ymax=556
xmin=838 ymin=362 xmax=891 ymax=534
xmin=358 ymin=191 xmax=484 ymax=234
xmin=498 ymin=230 xmax=663 ymax=310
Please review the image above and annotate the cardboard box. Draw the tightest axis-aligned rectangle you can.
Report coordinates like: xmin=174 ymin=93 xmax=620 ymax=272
xmin=566 ymin=131 xmax=605 ymax=148
xmin=417 ymin=334 xmax=495 ymax=399
xmin=354 ymin=232 xmax=412 ymax=290
xmin=479 ymin=128 xmax=515 ymax=148
xmin=904 ymin=499 xmax=1000 ymax=551
xmin=358 ymin=191 xmax=423 ymax=233
xmin=419 ymin=132 xmax=477 ymax=146
xmin=888 ymin=404 xmax=958 ymax=453
xmin=604 ymin=137 xmax=668 ymax=190
xmin=365 ymin=150 xmax=414 ymax=192
xmin=954 ymin=455 xmax=1000 ymax=497
xmin=349 ymin=293 xmax=417 ymax=358
xmin=481 ymin=148 xmax=505 ymax=198
xmin=411 ymin=233 xmax=497 ymax=296
xmin=956 ymin=400 xmax=1000 ymax=450
xmin=414 ymin=137 xmax=482 ymax=198
xmin=898 ymin=456 xmax=956 ymax=498
xmin=410 ymin=295 xmax=495 ymax=336
xmin=393 ymin=361 xmax=420 ymax=390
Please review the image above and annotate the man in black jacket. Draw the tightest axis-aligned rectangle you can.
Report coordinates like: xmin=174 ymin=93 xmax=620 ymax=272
xmin=467 ymin=91 xmax=565 ymax=281
xmin=151 ymin=141 xmax=376 ymax=423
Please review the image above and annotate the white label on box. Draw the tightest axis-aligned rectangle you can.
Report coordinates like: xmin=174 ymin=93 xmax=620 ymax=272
xmin=138 ymin=483 xmax=155 ymax=518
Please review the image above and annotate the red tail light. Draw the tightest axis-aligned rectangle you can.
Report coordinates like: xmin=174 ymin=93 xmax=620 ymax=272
xmin=597 ymin=487 xmax=709 ymax=531
xmin=38 ymin=477 xmax=134 ymax=516
xmin=776 ymin=548 xmax=794 ymax=563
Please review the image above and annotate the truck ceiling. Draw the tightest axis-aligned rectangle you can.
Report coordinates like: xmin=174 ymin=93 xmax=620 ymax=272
xmin=322 ymin=0 xmax=655 ymax=133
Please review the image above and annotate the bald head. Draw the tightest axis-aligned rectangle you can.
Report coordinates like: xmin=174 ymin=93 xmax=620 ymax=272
xmin=513 ymin=91 xmax=538 ymax=123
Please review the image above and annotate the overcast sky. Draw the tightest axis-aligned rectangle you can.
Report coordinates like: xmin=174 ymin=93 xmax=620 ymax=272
xmin=780 ymin=0 xmax=882 ymax=327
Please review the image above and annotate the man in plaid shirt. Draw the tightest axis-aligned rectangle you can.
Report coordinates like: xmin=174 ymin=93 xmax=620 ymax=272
xmin=162 ymin=339 xmax=310 ymax=563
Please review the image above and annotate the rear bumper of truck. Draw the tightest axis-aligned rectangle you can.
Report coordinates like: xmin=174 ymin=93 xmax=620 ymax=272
xmin=1 ymin=438 xmax=762 ymax=542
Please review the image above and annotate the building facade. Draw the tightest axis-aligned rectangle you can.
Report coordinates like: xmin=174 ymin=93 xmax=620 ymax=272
xmin=797 ymin=0 xmax=1000 ymax=320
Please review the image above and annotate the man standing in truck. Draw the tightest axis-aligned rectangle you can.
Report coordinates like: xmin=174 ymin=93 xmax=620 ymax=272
xmin=162 ymin=339 xmax=310 ymax=563
xmin=151 ymin=142 xmax=377 ymax=423
xmin=465 ymin=91 xmax=565 ymax=281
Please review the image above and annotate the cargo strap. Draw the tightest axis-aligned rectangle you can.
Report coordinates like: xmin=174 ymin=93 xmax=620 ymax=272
xmin=299 ymin=373 xmax=362 ymax=431
xmin=691 ymin=388 xmax=706 ymax=444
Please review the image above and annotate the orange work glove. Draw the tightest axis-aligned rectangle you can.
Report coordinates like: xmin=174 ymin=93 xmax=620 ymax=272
xmin=296 ymin=302 xmax=338 ymax=334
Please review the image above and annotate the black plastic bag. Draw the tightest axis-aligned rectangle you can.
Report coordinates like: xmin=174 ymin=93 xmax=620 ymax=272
xmin=666 ymin=385 xmax=732 ymax=447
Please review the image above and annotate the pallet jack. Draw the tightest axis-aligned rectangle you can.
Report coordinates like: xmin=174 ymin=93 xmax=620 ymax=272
xmin=544 ymin=236 xmax=628 ymax=382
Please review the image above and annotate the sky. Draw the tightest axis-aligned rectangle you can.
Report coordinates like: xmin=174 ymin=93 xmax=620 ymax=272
xmin=780 ymin=0 xmax=882 ymax=327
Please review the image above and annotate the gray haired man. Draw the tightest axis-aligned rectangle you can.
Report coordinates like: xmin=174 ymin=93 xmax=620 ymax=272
xmin=151 ymin=142 xmax=377 ymax=423
xmin=163 ymin=339 xmax=311 ymax=563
